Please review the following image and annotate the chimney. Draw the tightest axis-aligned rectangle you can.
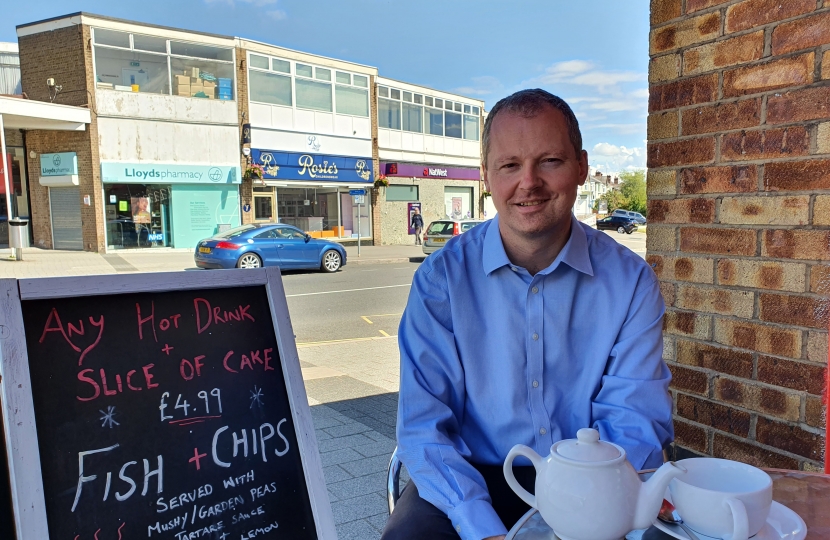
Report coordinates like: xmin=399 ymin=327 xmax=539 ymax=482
xmin=614 ymin=177 xmax=619 ymax=185
xmin=595 ymin=171 xmax=602 ymax=177
xmin=606 ymin=175 xmax=611 ymax=183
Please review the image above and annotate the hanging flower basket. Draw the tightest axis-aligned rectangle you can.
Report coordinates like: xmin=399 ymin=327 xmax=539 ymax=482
xmin=374 ymin=174 xmax=389 ymax=188
xmin=244 ymin=164 xmax=265 ymax=182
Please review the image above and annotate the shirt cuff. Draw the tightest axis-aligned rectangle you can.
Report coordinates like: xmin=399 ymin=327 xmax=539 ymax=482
xmin=448 ymin=499 xmax=508 ymax=540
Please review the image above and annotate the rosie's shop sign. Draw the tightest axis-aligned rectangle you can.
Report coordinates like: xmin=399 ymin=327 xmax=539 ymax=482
xmin=251 ymin=149 xmax=373 ymax=183
xmin=101 ymin=162 xmax=241 ymax=184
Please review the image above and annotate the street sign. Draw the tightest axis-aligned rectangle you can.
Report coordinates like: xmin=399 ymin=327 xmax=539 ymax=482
xmin=349 ymin=189 xmax=366 ymax=196
xmin=353 ymin=195 xmax=365 ymax=204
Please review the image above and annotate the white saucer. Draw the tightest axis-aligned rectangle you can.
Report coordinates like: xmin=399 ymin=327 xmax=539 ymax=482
xmin=652 ymin=501 xmax=807 ymax=540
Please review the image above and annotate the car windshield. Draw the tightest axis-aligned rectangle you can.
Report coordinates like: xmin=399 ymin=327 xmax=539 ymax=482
xmin=428 ymin=222 xmax=454 ymax=235
xmin=215 ymin=224 xmax=257 ymax=238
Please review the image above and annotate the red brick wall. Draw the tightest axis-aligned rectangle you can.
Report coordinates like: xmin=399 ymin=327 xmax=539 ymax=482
xmin=648 ymin=0 xmax=828 ymax=471
xmin=18 ymin=24 xmax=105 ymax=251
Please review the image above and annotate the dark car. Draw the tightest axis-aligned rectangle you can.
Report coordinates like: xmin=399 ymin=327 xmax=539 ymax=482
xmin=195 ymin=224 xmax=347 ymax=272
xmin=596 ymin=215 xmax=638 ymax=234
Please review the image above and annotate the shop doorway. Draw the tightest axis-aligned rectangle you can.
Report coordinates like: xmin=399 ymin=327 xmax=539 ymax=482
xmin=253 ymin=187 xmax=276 ymax=222
xmin=49 ymin=187 xmax=83 ymax=250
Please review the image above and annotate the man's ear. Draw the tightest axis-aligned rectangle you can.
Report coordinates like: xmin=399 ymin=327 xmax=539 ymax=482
xmin=578 ymin=150 xmax=589 ymax=186
xmin=483 ymin=165 xmax=490 ymax=192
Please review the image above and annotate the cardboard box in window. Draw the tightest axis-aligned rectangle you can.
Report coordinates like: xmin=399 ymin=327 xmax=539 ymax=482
xmin=174 ymin=75 xmax=189 ymax=85
xmin=331 ymin=226 xmax=345 ymax=236
xmin=203 ymin=81 xmax=216 ymax=89
xmin=190 ymin=67 xmax=200 ymax=79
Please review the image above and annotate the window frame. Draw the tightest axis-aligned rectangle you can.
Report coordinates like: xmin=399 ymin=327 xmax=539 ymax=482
xmin=247 ymin=51 xmax=371 ymax=119
xmin=91 ymin=27 xmax=236 ymax=100
xmin=376 ymin=83 xmax=482 ymax=142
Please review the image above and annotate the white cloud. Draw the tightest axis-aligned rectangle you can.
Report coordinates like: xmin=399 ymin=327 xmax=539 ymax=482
xmin=452 ymin=76 xmax=504 ymax=97
xmin=589 ymin=142 xmax=645 ymax=171
xmin=525 ymin=60 xmax=646 ymax=93
xmin=267 ymin=9 xmax=287 ymax=19
xmin=588 ymin=123 xmax=645 ymax=135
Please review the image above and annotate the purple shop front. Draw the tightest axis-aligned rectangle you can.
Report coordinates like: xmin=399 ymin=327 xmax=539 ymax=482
xmin=382 ymin=162 xmax=480 ymax=181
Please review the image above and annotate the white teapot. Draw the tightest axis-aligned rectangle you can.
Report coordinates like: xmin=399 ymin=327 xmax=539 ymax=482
xmin=503 ymin=428 xmax=686 ymax=540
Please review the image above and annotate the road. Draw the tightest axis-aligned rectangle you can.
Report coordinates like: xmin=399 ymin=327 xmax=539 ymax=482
xmin=283 ymin=229 xmax=646 ymax=344
xmin=283 ymin=263 xmax=416 ymax=344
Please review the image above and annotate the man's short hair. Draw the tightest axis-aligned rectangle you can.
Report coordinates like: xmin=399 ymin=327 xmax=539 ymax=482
xmin=482 ymin=89 xmax=583 ymax=167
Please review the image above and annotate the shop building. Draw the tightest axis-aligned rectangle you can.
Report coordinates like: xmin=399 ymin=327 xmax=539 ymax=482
xmin=237 ymin=39 xmax=377 ymax=242
xmin=16 ymin=13 xmax=241 ymax=251
xmin=374 ymin=77 xmax=484 ymax=245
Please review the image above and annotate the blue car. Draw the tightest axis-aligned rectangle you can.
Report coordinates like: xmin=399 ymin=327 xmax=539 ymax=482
xmin=194 ymin=224 xmax=347 ymax=272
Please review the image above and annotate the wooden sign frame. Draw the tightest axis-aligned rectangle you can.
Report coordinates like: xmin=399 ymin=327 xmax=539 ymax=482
xmin=0 ymin=267 xmax=336 ymax=539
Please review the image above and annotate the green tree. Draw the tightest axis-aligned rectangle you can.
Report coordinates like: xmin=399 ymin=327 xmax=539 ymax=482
xmin=594 ymin=190 xmax=628 ymax=213
xmin=618 ymin=170 xmax=647 ymax=215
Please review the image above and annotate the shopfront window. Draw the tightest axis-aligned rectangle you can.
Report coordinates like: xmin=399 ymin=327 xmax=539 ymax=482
xmin=92 ymin=28 xmax=235 ymax=99
xmin=105 ymin=184 xmax=172 ymax=249
xmin=444 ymin=186 xmax=473 ymax=220
xmin=277 ymin=187 xmax=338 ymax=232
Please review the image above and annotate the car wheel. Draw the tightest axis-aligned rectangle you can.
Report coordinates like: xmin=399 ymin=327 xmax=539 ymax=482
xmin=237 ymin=253 xmax=262 ymax=269
xmin=617 ymin=226 xmax=626 ymax=234
xmin=321 ymin=250 xmax=341 ymax=272
xmin=626 ymin=228 xmax=634 ymax=234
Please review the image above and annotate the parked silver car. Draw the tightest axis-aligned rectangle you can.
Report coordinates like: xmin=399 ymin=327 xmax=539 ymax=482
xmin=422 ymin=219 xmax=486 ymax=254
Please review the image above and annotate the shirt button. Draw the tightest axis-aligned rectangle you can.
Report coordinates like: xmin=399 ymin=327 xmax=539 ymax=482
xmin=532 ymin=380 xmax=539 ymax=388
xmin=511 ymin=266 xmax=518 ymax=272
xmin=456 ymin=525 xmax=461 ymax=532
xmin=532 ymin=286 xmax=539 ymax=294
xmin=532 ymin=333 xmax=539 ymax=341
xmin=540 ymin=427 xmax=547 ymax=435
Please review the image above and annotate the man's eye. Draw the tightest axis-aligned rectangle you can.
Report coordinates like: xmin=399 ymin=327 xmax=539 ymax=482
xmin=501 ymin=163 xmax=517 ymax=170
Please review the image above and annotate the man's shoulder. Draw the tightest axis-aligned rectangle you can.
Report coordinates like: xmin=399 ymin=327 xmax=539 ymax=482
xmin=581 ymin=222 xmax=656 ymax=284
xmin=417 ymin=220 xmax=489 ymax=280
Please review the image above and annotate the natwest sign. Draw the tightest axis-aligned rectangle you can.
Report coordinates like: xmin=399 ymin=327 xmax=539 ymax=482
xmin=382 ymin=162 xmax=480 ymax=181
xmin=424 ymin=167 xmax=448 ymax=177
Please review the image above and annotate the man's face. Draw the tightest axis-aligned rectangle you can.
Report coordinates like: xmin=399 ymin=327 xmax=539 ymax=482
xmin=483 ymin=106 xmax=588 ymax=241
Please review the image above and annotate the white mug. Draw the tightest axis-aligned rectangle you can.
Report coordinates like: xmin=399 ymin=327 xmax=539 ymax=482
xmin=669 ymin=458 xmax=772 ymax=540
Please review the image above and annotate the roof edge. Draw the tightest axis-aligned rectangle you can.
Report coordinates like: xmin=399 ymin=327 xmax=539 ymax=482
xmin=16 ymin=12 xmax=234 ymax=40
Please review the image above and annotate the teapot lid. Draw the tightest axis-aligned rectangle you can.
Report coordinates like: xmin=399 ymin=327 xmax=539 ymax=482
xmin=555 ymin=428 xmax=621 ymax=462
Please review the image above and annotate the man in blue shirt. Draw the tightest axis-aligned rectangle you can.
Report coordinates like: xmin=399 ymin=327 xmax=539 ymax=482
xmin=381 ymin=89 xmax=673 ymax=540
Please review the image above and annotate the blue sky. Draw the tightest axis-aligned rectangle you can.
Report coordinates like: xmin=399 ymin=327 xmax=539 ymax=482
xmin=2 ymin=0 xmax=650 ymax=173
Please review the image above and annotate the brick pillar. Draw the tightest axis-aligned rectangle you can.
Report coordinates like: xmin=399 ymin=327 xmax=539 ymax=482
xmin=236 ymin=46 xmax=254 ymax=225
xmin=370 ymin=76 xmax=382 ymax=245
xmin=648 ymin=0 xmax=829 ymax=471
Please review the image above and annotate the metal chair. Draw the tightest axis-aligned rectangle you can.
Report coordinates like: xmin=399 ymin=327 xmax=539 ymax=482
xmin=387 ymin=446 xmax=404 ymax=514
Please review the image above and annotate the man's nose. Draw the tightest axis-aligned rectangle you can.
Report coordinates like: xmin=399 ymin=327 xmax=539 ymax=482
xmin=517 ymin=162 xmax=544 ymax=190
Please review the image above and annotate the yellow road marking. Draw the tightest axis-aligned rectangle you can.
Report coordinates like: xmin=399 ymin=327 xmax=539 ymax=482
xmin=296 ymin=334 xmax=397 ymax=348
xmin=361 ymin=316 xmax=373 ymax=325
xmin=364 ymin=313 xmax=402 ymax=318
xmin=379 ymin=330 xmax=391 ymax=337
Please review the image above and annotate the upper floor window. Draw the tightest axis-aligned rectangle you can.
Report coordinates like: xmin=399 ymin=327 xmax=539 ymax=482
xmin=377 ymin=85 xmax=480 ymax=140
xmin=248 ymin=53 xmax=370 ymax=117
xmin=92 ymin=28 xmax=235 ymax=100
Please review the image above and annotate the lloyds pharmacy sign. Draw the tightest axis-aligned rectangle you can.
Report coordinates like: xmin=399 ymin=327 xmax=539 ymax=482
xmin=100 ymin=162 xmax=241 ymax=185
xmin=250 ymin=149 xmax=374 ymax=183
xmin=40 ymin=152 xmax=78 ymax=176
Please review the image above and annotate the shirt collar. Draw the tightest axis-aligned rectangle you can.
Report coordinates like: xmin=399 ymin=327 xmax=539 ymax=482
xmin=483 ymin=214 xmax=594 ymax=277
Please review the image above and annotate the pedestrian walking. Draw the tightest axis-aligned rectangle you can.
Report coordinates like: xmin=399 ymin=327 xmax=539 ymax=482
xmin=411 ymin=208 xmax=424 ymax=245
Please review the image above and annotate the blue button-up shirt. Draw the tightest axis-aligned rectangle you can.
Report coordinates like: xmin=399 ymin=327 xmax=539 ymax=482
xmin=396 ymin=215 xmax=673 ymax=540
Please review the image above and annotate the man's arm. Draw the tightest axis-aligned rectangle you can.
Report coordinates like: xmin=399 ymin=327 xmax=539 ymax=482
xmin=592 ymin=268 xmax=674 ymax=470
xmin=396 ymin=265 xmax=508 ymax=540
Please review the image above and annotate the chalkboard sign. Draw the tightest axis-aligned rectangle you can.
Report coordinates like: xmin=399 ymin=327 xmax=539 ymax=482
xmin=0 ymin=268 xmax=335 ymax=539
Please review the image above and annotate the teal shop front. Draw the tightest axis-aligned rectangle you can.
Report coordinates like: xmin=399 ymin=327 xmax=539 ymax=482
xmin=101 ymin=162 xmax=241 ymax=250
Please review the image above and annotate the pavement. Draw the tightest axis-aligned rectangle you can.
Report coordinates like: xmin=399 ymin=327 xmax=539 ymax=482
xmin=0 ymin=243 xmax=427 ymax=278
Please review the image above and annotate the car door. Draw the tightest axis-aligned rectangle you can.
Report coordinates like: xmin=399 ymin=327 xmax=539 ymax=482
xmin=274 ymin=226 xmax=314 ymax=268
xmin=251 ymin=228 xmax=282 ymax=266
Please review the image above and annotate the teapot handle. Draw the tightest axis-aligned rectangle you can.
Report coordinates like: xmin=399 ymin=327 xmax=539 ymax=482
xmin=503 ymin=444 xmax=541 ymax=509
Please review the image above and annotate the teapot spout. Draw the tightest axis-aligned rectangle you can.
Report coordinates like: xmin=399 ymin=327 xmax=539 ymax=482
xmin=633 ymin=461 xmax=687 ymax=530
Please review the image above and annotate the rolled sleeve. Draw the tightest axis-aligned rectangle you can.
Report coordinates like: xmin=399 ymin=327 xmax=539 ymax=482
xmin=397 ymin=262 xmax=508 ymax=540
